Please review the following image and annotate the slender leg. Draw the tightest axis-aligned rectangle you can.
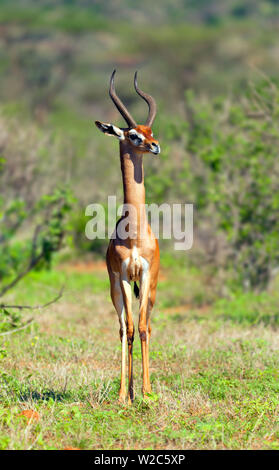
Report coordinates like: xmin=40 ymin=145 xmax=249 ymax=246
xmin=120 ymin=270 xmax=134 ymax=405
xmin=139 ymin=268 xmax=151 ymax=397
xmin=128 ymin=330 xmax=134 ymax=403
xmin=145 ymin=300 xmax=153 ymax=392
xmin=109 ymin=272 xmax=127 ymax=403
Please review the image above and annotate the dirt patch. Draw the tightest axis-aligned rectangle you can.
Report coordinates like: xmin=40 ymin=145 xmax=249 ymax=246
xmin=163 ymin=304 xmax=210 ymax=315
xmin=19 ymin=410 xmax=40 ymax=422
xmin=163 ymin=305 xmax=191 ymax=315
xmin=59 ymin=260 xmax=169 ymax=280
xmin=58 ymin=260 xmax=107 ymax=274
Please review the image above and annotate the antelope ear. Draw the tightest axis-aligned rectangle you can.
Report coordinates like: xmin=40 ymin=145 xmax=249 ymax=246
xmin=95 ymin=121 xmax=125 ymax=140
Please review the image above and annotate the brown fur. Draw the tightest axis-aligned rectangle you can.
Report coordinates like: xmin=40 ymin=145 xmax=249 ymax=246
xmin=97 ymin=131 xmax=160 ymax=404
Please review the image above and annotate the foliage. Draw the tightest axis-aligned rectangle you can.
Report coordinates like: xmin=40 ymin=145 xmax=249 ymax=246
xmin=0 ymin=147 xmax=74 ymax=331
xmin=172 ymin=78 xmax=279 ymax=289
xmin=142 ymin=78 xmax=279 ymax=290
xmin=0 ymin=186 xmax=74 ymax=284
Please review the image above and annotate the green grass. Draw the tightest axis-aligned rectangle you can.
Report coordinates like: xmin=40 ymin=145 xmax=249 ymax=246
xmin=0 ymin=4 xmax=110 ymax=34
xmin=0 ymin=261 xmax=279 ymax=449
xmin=213 ymin=291 xmax=279 ymax=326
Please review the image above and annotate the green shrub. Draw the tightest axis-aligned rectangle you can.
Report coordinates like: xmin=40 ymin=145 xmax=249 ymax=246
xmin=159 ymin=78 xmax=279 ymax=290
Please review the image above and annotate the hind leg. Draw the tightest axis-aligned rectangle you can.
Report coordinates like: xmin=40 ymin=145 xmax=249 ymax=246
xmin=138 ymin=264 xmax=151 ymax=397
xmin=120 ymin=268 xmax=134 ymax=404
xmin=145 ymin=288 xmax=156 ymax=393
xmin=109 ymin=271 xmax=127 ymax=403
xmin=142 ymin=250 xmax=159 ymax=397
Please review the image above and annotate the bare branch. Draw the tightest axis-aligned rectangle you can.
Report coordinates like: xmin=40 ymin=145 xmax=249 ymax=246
xmin=246 ymin=112 xmax=266 ymax=119
xmin=0 ymin=286 xmax=64 ymax=310
xmin=30 ymin=223 xmax=42 ymax=263
xmin=0 ymin=252 xmax=44 ymax=298
xmin=0 ymin=286 xmax=64 ymax=337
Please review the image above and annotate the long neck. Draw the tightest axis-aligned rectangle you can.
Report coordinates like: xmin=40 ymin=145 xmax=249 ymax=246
xmin=119 ymin=141 xmax=147 ymax=242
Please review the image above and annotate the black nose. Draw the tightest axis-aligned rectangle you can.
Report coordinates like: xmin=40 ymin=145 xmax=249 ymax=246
xmin=150 ymin=142 xmax=160 ymax=154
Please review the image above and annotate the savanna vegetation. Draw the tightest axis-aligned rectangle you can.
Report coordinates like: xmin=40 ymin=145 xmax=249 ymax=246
xmin=0 ymin=0 xmax=279 ymax=450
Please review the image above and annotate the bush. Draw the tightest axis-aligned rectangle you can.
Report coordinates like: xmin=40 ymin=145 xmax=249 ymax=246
xmin=0 ymin=114 xmax=74 ymax=333
xmin=181 ymin=78 xmax=279 ymax=289
xmin=148 ymin=77 xmax=279 ymax=290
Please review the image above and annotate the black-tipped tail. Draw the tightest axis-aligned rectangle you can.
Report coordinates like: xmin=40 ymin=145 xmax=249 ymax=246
xmin=133 ymin=282 xmax=140 ymax=299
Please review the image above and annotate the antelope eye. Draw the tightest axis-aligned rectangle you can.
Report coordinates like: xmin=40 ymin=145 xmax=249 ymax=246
xmin=129 ymin=133 xmax=138 ymax=140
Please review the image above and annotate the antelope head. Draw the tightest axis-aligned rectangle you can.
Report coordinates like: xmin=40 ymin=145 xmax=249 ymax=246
xmin=95 ymin=70 xmax=160 ymax=155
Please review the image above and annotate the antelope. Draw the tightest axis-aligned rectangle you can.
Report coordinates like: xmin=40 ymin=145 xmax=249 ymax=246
xmin=95 ymin=70 xmax=160 ymax=404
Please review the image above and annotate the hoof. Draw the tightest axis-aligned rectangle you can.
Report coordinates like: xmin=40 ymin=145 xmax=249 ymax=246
xmin=143 ymin=390 xmax=152 ymax=400
xmin=118 ymin=393 xmax=126 ymax=404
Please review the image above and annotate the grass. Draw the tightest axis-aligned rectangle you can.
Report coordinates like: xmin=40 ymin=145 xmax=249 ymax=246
xmin=0 ymin=260 xmax=279 ymax=450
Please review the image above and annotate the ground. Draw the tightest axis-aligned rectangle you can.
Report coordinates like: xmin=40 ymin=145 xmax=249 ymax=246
xmin=0 ymin=258 xmax=278 ymax=450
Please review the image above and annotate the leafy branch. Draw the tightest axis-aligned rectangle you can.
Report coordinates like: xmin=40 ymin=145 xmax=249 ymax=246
xmin=0 ymin=185 xmax=74 ymax=334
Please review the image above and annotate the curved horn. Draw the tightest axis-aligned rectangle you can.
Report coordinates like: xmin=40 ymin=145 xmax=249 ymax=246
xmin=109 ymin=70 xmax=137 ymax=128
xmin=134 ymin=71 xmax=157 ymax=127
